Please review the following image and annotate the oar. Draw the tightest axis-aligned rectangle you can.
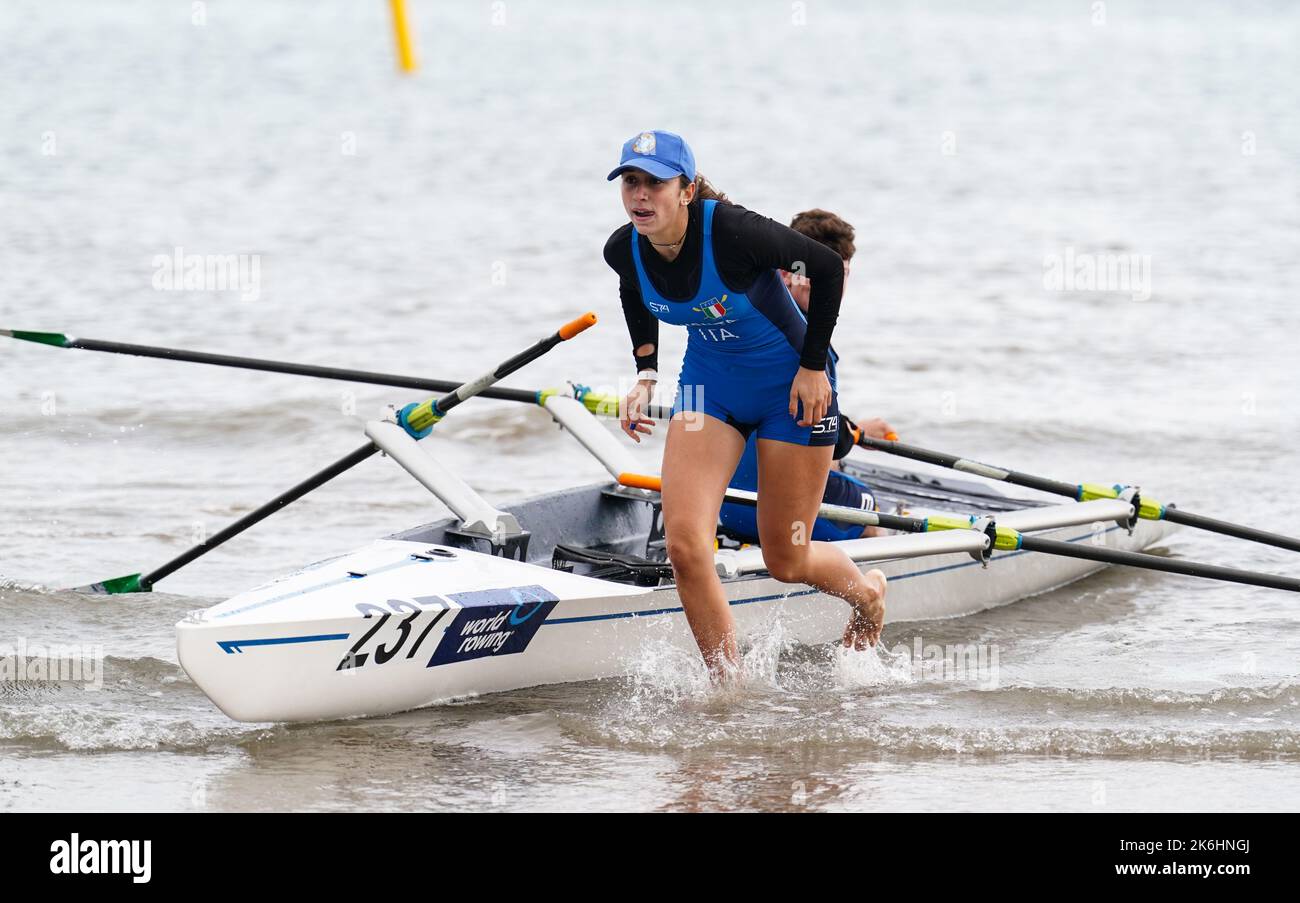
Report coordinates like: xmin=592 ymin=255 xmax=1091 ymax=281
xmin=618 ymin=472 xmax=963 ymax=534
xmin=855 ymin=435 xmax=1300 ymax=554
xmin=1013 ymin=533 xmax=1300 ymax=593
xmin=618 ymin=474 xmax=1300 ymax=593
xmin=0 ymin=329 xmax=675 ymax=420
xmin=75 ymin=313 xmax=597 ymax=594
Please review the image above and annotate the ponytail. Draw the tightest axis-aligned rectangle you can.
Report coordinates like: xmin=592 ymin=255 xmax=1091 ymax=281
xmin=681 ymin=172 xmax=731 ymax=206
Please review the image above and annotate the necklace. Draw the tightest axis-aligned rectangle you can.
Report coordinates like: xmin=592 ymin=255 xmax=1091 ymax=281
xmin=648 ymin=228 xmax=687 ymax=249
xmin=648 ymin=213 xmax=689 ymax=249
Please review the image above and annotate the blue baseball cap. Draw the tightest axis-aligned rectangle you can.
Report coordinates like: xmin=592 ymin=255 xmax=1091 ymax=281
xmin=606 ymin=130 xmax=696 ymax=182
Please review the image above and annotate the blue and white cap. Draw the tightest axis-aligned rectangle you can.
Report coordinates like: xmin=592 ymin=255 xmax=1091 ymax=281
xmin=606 ymin=130 xmax=696 ymax=182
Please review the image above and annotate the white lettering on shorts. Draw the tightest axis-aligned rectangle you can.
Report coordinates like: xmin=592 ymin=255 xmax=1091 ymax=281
xmin=811 ymin=414 xmax=839 ymax=435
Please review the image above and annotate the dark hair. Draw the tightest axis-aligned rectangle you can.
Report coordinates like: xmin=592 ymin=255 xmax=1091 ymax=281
xmin=789 ymin=208 xmax=855 ymax=260
xmin=679 ymin=172 xmax=730 ymax=206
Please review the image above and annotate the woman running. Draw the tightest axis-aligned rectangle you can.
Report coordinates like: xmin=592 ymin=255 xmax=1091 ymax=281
xmin=603 ymin=130 xmax=887 ymax=675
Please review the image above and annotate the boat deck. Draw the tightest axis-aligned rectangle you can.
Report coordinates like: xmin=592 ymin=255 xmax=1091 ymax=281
xmin=388 ymin=461 xmax=1049 ymax=574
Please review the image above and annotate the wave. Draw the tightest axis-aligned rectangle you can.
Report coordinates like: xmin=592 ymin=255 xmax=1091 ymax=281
xmin=0 ymin=704 xmax=276 ymax=752
xmin=101 ymin=654 xmax=192 ymax=685
xmin=954 ymin=682 xmax=1300 ymax=713
xmin=570 ymin=706 xmax=1300 ymax=758
xmin=570 ymin=643 xmax=1300 ymax=757
xmin=0 ymin=577 xmax=52 ymax=593
xmin=0 ymin=654 xmax=195 ymax=694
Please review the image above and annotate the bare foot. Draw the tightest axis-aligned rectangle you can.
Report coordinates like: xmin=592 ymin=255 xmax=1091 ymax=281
xmin=842 ymin=568 xmax=887 ymax=650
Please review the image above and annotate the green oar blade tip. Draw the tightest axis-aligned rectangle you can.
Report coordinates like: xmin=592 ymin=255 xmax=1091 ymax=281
xmin=1 ymin=330 xmax=72 ymax=347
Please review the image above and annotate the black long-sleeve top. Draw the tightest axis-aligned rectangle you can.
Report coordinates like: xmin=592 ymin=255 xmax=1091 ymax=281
xmin=602 ymin=201 xmax=843 ymax=373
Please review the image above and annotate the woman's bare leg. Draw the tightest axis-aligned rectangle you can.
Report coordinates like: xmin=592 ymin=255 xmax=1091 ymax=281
xmin=755 ymin=438 xmax=887 ymax=649
xmin=661 ymin=412 xmax=747 ymax=675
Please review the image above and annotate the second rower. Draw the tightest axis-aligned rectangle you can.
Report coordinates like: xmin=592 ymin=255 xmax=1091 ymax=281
xmin=719 ymin=208 xmax=896 ymax=546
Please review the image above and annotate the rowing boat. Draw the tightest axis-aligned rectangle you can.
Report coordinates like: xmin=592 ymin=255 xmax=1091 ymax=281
xmin=176 ymin=402 xmax=1176 ymax=722
xmin=11 ymin=325 xmax=1294 ymax=725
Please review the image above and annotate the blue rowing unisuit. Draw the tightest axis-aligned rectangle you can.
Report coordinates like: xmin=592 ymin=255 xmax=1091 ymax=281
xmin=629 ymin=199 xmax=839 ymax=446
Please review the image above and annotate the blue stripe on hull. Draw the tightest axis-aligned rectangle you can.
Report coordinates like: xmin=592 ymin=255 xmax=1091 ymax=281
xmin=218 ymin=633 xmax=350 ymax=654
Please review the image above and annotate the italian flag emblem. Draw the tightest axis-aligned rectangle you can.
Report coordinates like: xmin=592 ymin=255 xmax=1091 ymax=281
xmin=697 ymin=295 xmax=728 ymax=319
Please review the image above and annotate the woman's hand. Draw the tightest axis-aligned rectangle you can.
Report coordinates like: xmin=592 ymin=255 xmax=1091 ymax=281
xmin=789 ymin=366 xmax=833 ymax=428
xmin=858 ymin=416 xmax=895 ymax=441
xmin=621 ymin=379 xmax=658 ymax=443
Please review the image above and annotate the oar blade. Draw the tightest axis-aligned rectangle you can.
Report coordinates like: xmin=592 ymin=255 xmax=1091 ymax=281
xmin=72 ymin=573 xmax=148 ymax=595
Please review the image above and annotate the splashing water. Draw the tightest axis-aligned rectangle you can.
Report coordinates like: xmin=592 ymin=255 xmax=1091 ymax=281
xmin=0 ymin=577 xmax=49 ymax=593
xmin=833 ymin=640 xmax=917 ymax=691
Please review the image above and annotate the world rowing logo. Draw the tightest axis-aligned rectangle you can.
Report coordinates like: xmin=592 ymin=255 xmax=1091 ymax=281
xmin=425 ymin=584 xmax=559 ymax=667
xmin=692 ymin=294 xmax=729 ymax=320
xmin=633 ymin=131 xmax=656 ymax=155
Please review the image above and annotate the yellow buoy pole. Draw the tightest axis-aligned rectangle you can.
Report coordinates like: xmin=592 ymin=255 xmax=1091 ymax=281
xmin=389 ymin=0 xmax=417 ymax=73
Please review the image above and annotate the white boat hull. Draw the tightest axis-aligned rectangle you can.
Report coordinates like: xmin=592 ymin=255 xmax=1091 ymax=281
xmin=178 ymin=496 xmax=1173 ymax=722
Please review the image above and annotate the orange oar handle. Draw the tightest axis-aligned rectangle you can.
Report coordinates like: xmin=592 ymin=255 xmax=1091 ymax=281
xmin=618 ymin=472 xmax=662 ymax=492
xmin=854 ymin=424 xmax=900 ymax=446
xmin=558 ymin=312 xmax=598 ymax=340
